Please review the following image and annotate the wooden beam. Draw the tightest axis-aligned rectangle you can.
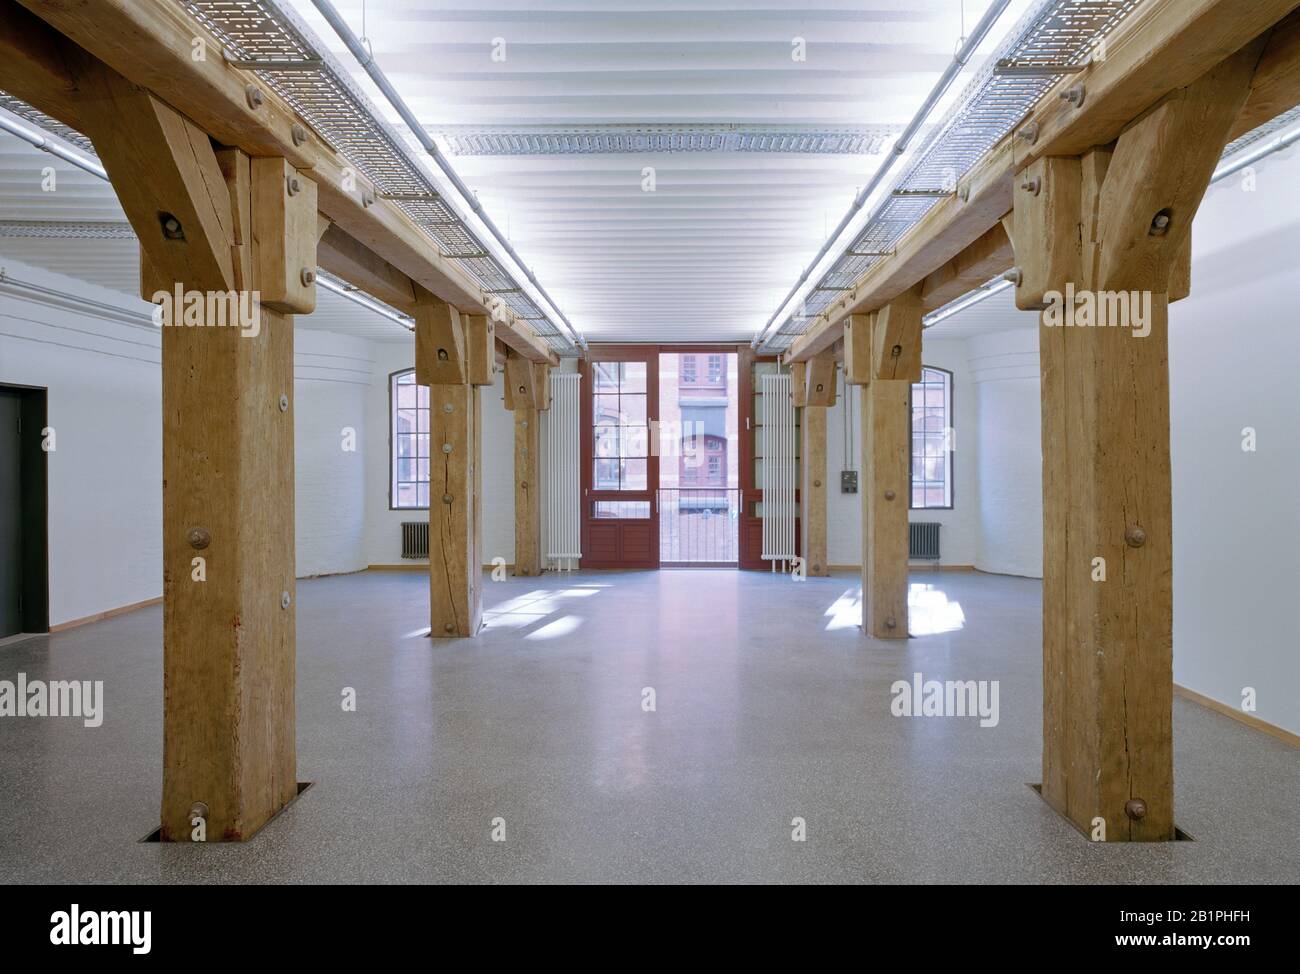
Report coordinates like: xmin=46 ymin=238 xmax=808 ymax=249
xmin=805 ymin=350 xmax=837 ymax=407
xmin=251 ymin=156 xmax=317 ymax=314
xmin=316 ymin=223 xmax=417 ymax=312
xmin=1027 ymin=44 xmax=1261 ymax=842
xmin=0 ymin=1 xmax=79 ymax=125
xmin=427 ymin=383 xmax=480 ymax=637
xmin=533 ymin=363 xmax=552 ymax=411
xmin=872 ymin=283 xmax=924 ymax=381
xmin=842 ymin=314 xmax=873 ymax=385
xmin=414 ymin=290 xmax=466 ymax=386
xmin=782 ymin=0 xmax=1300 ymax=361
xmin=513 ymin=406 xmax=542 ymax=577
xmin=464 ymin=314 xmax=496 ymax=386
xmin=504 ymin=352 xmax=537 ymax=410
xmin=1236 ymin=9 xmax=1300 ymax=139
xmin=1008 ymin=157 xmax=1083 ymax=310
xmin=70 ymin=69 xmax=301 ymax=840
xmin=1093 ymin=43 xmax=1263 ymax=293
xmin=14 ymin=0 xmax=561 ymax=361
xmin=861 ymin=374 xmax=910 ymax=640
xmin=801 ymin=404 xmax=828 ymax=577
xmin=74 ymin=58 xmax=235 ymax=296
xmin=919 ymin=221 xmax=1015 ymax=312
xmin=789 ymin=361 xmax=807 ymax=408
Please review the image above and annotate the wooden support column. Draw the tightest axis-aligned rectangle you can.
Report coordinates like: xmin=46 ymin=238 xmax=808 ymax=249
xmin=505 ymin=353 xmax=543 ymax=576
xmin=416 ymin=292 xmax=480 ymax=636
xmin=860 ymin=385 xmax=911 ymax=639
xmin=70 ymin=58 xmax=313 ymax=840
xmin=1009 ymin=44 xmax=1263 ymax=840
xmin=860 ymin=290 xmax=922 ymax=639
xmin=800 ymin=350 xmax=833 ymax=577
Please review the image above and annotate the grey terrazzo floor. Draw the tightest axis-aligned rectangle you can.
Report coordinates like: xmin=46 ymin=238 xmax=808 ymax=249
xmin=1 ymin=568 xmax=1297 ymax=884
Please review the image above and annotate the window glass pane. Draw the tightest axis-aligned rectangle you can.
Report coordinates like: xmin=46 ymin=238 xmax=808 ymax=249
xmin=594 ymin=459 xmax=621 ymax=489
xmin=620 ymin=394 xmax=647 ymax=425
xmin=622 ymin=458 xmax=647 ymax=490
xmin=910 ymin=367 xmax=952 ymax=509
xmin=594 ymin=394 xmax=621 ymax=425
xmin=392 ymin=369 xmax=431 ymax=508
xmin=593 ymin=501 xmax=650 ymax=519
xmin=622 ymin=426 xmax=649 ymax=458
xmin=594 ymin=427 xmax=619 ymax=458
xmin=621 ymin=362 xmax=646 ymax=394
xmin=594 ymin=362 xmax=619 ymax=392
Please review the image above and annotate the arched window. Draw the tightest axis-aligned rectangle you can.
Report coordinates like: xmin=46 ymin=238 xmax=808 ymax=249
xmin=910 ymin=366 xmax=953 ymax=509
xmin=390 ymin=369 xmax=429 ymax=509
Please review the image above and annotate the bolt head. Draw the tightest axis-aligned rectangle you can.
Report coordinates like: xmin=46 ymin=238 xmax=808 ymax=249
xmin=287 ymin=175 xmax=301 ymax=196
xmin=291 ymin=123 xmax=307 ymax=146
xmin=884 ymin=489 xmax=896 ymax=501
xmin=442 ymin=443 xmax=453 ymax=454
xmin=187 ymin=527 xmax=211 ymax=550
xmin=279 ymin=394 xmax=289 ymax=412
xmin=1125 ymin=525 xmax=1147 ymax=548
xmin=444 ymin=623 xmax=454 ymax=633
xmin=281 ymin=591 xmax=291 ymax=610
xmin=442 ymin=493 xmax=453 ymax=504
xmin=300 ymin=268 xmax=315 ymax=286
xmin=1125 ymin=798 xmax=1148 ymax=820
xmin=245 ymin=84 xmax=264 ymax=109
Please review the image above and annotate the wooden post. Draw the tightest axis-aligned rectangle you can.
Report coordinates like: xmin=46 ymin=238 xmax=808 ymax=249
xmin=801 ymin=402 xmax=828 ymax=577
xmin=416 ymin=294 xmax=480 ymax=637
xmin=1009 ymin=45 xmax=1262 ymax=840
xmin=505 ymin=353 xmax=545 ymax=576
xmin=72 ymin=61 xmax=310 ymax=840
xmin=514 ymin=405 xmax=542 ymax=577
xmin=860 ymin=377 xmax=911 ymax=639
xmin=859 ymin=293 xmax=921 ymax=639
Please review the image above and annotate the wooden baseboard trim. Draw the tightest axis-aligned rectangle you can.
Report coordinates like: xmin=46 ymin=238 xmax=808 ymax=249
xmin=1175 ymin=683 xmax=1300 ymax=749
xmin=367 ymin=564 xmax=514 ymax=572
xmin=826 ymin=564 xmax=975 ymax=572
xmin=49 ymin=596 xmax=163 ymax=633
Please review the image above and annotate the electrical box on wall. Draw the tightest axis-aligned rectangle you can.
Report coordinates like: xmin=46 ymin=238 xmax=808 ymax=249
xmin=841 ymin=470 xmax=858 ymax=493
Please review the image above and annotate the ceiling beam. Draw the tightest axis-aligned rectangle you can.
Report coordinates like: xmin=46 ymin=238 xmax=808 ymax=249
xmin=7 ymin=0 xmax=560 ymax=364
xmin=783 ymin=0 xmax=1300 ymax=362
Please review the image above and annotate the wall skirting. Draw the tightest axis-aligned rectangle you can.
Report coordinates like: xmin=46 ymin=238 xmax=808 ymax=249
xmin=1175 ymin=684 xmax=1300 ymax=750
xmin=48 ymin=597 xmax=163 ymax=633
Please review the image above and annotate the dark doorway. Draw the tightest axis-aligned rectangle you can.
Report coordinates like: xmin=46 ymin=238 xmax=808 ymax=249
xmin=0 ymin=384 xmax=49 ymax=638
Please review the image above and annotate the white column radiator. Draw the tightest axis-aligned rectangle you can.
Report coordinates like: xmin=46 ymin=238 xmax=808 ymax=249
xmin=543 ymin=371 xmax=582 ymax=570
xmin=760 ymin=373 xmax=796 ymax=566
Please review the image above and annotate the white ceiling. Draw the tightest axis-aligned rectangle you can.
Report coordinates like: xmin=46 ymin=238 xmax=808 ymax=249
xmin=1 ymin=0 xmax=1043 ymax=347
xmin=289 ymin=0 xmax=1035 ymax=343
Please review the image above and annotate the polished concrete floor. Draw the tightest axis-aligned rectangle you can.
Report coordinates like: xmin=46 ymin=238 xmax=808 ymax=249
xmin=2 ymin=568 xmax=1298 ymax=884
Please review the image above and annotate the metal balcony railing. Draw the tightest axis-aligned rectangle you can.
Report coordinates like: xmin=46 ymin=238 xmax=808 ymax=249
xmin=657 ymin=488 xmax=741 ymax=565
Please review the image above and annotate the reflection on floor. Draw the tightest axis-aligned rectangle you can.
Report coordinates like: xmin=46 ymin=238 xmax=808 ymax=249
xmin=1 ymin=568 xmax=1297 ymax=884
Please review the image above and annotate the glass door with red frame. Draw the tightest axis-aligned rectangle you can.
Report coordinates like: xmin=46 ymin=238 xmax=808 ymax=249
xmin=580 ymin=348 xmax=659 ymax=568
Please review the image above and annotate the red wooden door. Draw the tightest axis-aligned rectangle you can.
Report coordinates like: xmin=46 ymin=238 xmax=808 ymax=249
xmin=579 ymin=346 xmax=659 ymax=568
